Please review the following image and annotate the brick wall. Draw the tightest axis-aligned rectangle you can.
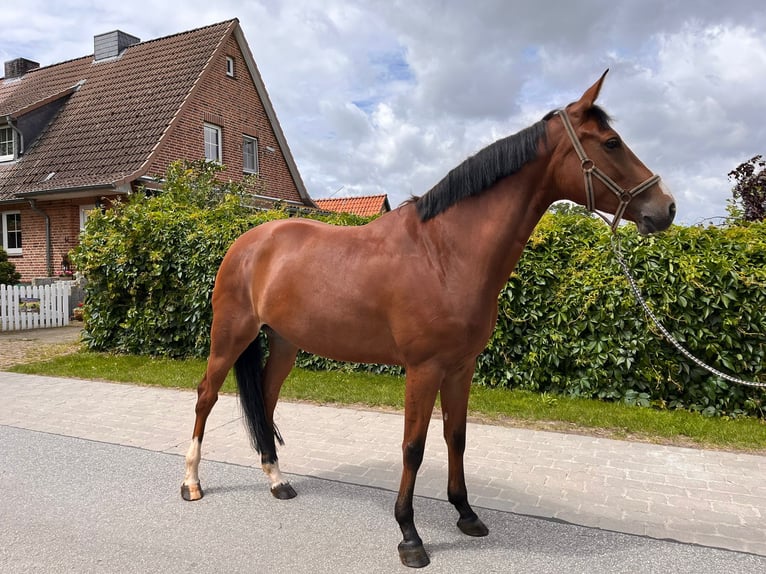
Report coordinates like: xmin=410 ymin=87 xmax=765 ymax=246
xmin=4 ymin=198 xmax=113 ymax=283
xmin=5 ymin=203 xmax=44 ymax=281
xmin=146 ymin=35 xmax=303 ymax=203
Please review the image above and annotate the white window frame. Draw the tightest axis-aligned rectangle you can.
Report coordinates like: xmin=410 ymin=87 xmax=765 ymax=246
xmin=1 ymin=211 xmax=22 ymax=255
xmin=243 ymin=135 xmax=259 ymax=174
xmin=0 ymin=125 xmax=15 ymax=162
xmin=226 ymin=56 xmax=235 ymax=77
xmin=80 ymin=204 xmax=96 ymax=232
xmin=204 ymin=123 xmax=222 ymax=163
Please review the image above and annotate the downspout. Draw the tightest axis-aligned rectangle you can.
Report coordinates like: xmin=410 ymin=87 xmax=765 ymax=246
xmin=28 ymin=199 xmax=53 ymax=277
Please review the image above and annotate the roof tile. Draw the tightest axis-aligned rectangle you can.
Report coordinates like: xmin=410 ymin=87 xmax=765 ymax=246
xmin=314 ymin=194 xmax=391 ymax=217
xmin=0 ymin=20 xmax=235 ymax=200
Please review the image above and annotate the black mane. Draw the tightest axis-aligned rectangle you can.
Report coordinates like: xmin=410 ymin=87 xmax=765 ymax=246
xmin=415 ymin=118 xmax=548 ymax=221
xmin=415 ymin=105 xmax=612 ymax=222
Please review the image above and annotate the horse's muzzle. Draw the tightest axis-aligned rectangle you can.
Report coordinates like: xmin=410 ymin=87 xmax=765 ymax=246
xmin=638 ymin=200 xmax=676 ymax=235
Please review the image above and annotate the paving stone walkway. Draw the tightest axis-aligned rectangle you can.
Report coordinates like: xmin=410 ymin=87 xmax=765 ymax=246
xmin=0 ymin=324 xmax=82 ymax=368
xmin=2 ymin=371 xmax=765 ymax=556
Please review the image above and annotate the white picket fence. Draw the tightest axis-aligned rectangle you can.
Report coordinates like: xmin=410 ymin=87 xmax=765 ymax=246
xmin=0 ymin=283 xmax=71 ymax=331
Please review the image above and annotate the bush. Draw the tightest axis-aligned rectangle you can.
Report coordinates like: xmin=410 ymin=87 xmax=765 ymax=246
xmin=477 ymin=214 xmax=766 ymax=417
xmin=74 ymin=164 xmax=766 ymax=416
xmin=74 ymin=161 xmax=288 ymax=356
xmin=73 ymin=160 xmax=373 ymax=357
xmin=0 ymin=247 xmax=21 ymax=285
xmin=266 ymin=214 xmax=766 ymax=417
xmin=729 ymin=155 xmax=766 ymax=222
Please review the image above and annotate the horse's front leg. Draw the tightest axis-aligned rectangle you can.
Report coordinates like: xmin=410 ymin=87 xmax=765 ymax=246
xmin=395 ymin=364 xmax=442 ymax=568
xmin=440 ymin=362 xmax=489 ymax=537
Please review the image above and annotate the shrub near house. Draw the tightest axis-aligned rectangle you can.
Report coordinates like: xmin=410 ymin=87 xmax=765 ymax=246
xmin=74 ymin=161 xmax=366 ymax=357
xmin=75 ymin=167 xmax=766 ymax=416
xmin=0 ymin=247 xmax=21 ymax=285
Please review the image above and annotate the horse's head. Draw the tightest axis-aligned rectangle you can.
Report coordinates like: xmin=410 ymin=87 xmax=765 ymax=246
xmin=549 ymin=70 xmax=676 ymax=234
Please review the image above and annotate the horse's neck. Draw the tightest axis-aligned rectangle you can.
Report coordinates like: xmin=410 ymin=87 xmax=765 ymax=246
xmin=430 ymin=170 xmax=551 ymax=296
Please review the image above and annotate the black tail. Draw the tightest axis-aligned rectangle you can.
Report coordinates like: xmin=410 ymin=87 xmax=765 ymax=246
xmin=234 ymin=334 xmax=284 ymax=463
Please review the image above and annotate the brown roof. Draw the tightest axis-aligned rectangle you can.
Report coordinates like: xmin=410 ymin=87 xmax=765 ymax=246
xmin=0 ymin=20 xmax=310 ymax=204
xmin=314 ymin=194 xmax=391 ymax=217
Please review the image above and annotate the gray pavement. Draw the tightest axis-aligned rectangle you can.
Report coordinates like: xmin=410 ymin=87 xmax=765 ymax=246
xmin=4 ymin=425 xmax=765 ymax=574
xmin=3 ymin=371 xmax=766 ymax=572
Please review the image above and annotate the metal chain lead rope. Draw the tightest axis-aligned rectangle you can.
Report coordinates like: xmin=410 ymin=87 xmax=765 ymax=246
xmin=610 ymin=234 xmax=766 ymax=389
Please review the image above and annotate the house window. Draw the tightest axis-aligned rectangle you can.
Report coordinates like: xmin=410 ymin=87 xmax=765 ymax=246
xmin=243 ymin=136 xmax=259 ymax=174
xmin=204 ymin=123 xmax=222 ymax=163
xmin=1 ymin=211 xmax=22 ymax=255
xmin=226 ymin=56 xmax=235 ymax=77
xmin=80 ymin=205 xmax=96 ymax=231
xmin=0 ymin=126 xmax=15 ymax=162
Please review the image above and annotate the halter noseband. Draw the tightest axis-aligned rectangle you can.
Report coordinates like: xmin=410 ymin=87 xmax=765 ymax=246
xmin=555 ymin=109 xmax=661 ymax=232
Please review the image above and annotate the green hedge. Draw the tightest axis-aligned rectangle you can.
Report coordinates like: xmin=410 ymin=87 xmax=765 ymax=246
xmin=74 ymin=161 xmax=369 ymax=357
xmin=74 ymin=164 xmax=766 ymax=416
xmin=298 ymin=215 xmax=766 ymax=416
xmin=478 ymin=214 xmax=766 ymax=417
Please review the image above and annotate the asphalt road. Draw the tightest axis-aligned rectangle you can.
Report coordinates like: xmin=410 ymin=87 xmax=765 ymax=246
xmin=3 ymin=425 xmax=764 ymax=574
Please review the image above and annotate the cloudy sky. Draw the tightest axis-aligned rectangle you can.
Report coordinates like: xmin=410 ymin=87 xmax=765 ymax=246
xmin=3 ymin=1 xmax=765 ymax=225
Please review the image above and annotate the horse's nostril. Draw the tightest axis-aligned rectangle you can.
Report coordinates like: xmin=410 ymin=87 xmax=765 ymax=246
xmin=669 ymin=202 xmax=676 ymax=219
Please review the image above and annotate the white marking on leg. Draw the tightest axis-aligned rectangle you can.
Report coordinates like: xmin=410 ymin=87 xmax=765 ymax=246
xmin=263 ymin=461 xmax=289 ymax=489
xmin=184 ymin=437 xmax=201 ymax=486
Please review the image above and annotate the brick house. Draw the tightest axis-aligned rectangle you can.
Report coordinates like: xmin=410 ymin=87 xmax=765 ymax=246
xmin=314 ymin=194 xmax=391 ymax=217
xmin=0 ymin=19 xmax=314 ymax=282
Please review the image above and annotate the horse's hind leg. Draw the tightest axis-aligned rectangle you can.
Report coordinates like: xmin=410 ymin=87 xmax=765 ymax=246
xmin=181 ymin=315 xmax=256 ymax=501
xmin=440 ymin=362 xmax=488 ymax=537
xmin=260 ymin=328 xmax=299 ymax=499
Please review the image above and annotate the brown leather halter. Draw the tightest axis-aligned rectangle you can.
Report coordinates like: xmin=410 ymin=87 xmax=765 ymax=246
xmin=555 ymin=109 xmax=661 ymax=232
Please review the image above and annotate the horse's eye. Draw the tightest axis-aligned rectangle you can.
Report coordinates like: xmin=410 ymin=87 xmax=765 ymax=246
xmin=605 ymin=137 xmax=621 ymax=150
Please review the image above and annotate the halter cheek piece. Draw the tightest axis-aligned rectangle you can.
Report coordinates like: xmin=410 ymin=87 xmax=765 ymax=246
xmin=555 ymin=109 xmax=661 ymax=232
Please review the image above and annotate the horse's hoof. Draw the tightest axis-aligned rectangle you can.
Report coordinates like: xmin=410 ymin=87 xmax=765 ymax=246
xmin=457 ymin=516 xmax=489 ymax=537
xmin=271 ymin=482 xmax=297 ymax=500
xmin=398 ymin=540 xmax=430 ymax=568
xmin=181 ymin=482 xmax=204 ymax=501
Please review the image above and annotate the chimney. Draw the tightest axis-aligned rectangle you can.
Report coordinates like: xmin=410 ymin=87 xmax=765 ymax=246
xmin=93 ymin=30 xmax=141 ymax=61
xmin=4 ymin=58 xmax=40 ymax=79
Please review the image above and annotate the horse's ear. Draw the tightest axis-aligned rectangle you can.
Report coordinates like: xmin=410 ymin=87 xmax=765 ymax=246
xmin=572 ymin=69 xmax=609 ymax=112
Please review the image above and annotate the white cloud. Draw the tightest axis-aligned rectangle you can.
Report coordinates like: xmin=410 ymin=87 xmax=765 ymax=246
xmin=3 ymin=0 xmax=766 ymax=223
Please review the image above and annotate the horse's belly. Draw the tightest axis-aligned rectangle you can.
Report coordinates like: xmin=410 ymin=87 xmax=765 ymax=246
xmin=276 ymin=314 xmax=402 ymax=366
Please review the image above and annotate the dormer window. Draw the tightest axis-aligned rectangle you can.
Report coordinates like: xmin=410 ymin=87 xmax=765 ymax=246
xmin=226 ymin=56 xmax=235 ymax=77
xmin=0 ymin=126 xmax=15 ymax=162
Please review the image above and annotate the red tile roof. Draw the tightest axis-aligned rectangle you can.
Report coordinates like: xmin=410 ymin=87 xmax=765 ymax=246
xmin=0 ymin=21 xmax=235 ymax=199
xmin=0 ymin=19 xmax=310 ymax=205
xmin=314 ymin=194 xmax=391 ymax=217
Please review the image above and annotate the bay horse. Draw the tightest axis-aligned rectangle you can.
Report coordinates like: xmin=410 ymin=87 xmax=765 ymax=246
xmin=181 ymin=71 xmax=675 ymax=568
